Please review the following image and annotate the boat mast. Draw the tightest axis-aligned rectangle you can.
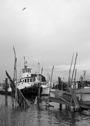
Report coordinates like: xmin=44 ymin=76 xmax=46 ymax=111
xmin=24 ymin=56 xmax=26 ymax=68
xmin=68 ymin=53 xmax=74 ymax=87
xmin=83 ymin=70 xmax=86 ymax=81
xmin=41 ymin=67 xmax=43 ymax=75
xmin=71 ymin=52 xmax=78 ymax=85
xmin=50 ymin=65 xmax=54 ymax=87
xmin=37 ymin=61 xmax=40 ymax=74
xmin=13 ymin=46 xmax=17 ymax=107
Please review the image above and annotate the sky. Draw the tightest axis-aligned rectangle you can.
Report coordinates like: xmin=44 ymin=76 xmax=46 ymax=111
xmin=0 ymin=0 xmax=90 ymax=82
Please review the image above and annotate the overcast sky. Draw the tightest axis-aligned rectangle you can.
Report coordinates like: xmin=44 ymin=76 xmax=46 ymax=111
xmin=0 ymin=0 xmax=90 ymax=81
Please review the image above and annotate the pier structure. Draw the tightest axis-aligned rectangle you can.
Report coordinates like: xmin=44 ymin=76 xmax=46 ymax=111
xmin=49 ymin=53 xmax=80 ymax=111
xmin=49 ymin=89 xmax=80 ymax=111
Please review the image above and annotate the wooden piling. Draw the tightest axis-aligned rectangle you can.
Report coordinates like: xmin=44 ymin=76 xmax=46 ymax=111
xmin=59 ymin=104 xmax=62 ymax=110
xmin=65 ymin=105 xmax=69 ymax=110
xmin=37 ymin=83 xmax=41 ymax=105
xmin=5 ymin=78 xmax=8 ymax=106
xmin=11 ymin=81 xmax=15 ymax=108
xmin=58 ymin=77 xmax=61 ymax=90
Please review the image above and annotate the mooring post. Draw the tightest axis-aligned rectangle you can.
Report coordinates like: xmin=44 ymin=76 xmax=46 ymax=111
xmin=37 ymin=83 xmax=41 ymax=104
xmin=59 ymin=103 xmax=62 ymax=110
xmin=5 ymin=78 xmax=8 ymax=106
xmin=11 ymin=81 xmax=15 ymax=108
xmin=65 ymin=105 xmax=69 ymax=110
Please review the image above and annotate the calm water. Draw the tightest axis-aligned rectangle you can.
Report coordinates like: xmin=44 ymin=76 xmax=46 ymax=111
xmin=0 ymin=95 xmax=90 ymax=126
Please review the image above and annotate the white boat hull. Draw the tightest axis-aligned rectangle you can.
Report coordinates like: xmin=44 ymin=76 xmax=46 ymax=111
xmin=41 ymin=85 xmax=50 ymax=96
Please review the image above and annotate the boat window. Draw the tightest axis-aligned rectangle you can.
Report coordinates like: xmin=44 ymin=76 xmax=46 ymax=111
xmin=30 ymin=79 xmax=32 ymax=82
xmin=25 ymin=79 xmax=26 ymax=82
xmin=27 ymin=78 xmax=29 ymax=82
xmin=30 ymin=78 xmax=32 ymax=82
xmin=33 ymin=77 xmax=35 ymax=81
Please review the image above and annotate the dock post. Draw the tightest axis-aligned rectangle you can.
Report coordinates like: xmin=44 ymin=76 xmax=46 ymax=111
xmin=65 ymin=105 xmax=69 ymax=110
xmin=11 ymin=81 xmax=15 ymax=108
xmin=58 ymin=77 xmax=61 ymax=90
xmin=5 ymin=78 xmax=8 ymax=106
xmin=59 ymin=103 xmax=62 ymax=110
xmin=37 ymin=83 xmax=41 ymax=104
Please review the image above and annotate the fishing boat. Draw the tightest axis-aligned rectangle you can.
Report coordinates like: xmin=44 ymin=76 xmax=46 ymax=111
xmin=0 ymin=62 xmax=50 ymax=100
xmin=15 ymin=58 xmax=53 ymax=100
xmin=16 ymin=62 xmax=47 ymax=99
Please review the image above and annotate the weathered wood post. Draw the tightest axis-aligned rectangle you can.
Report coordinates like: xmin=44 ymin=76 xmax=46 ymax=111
xmin=59 ymin=104 xmax=62 ymax=110
xmin=37 ymin=83 xmax=41 ymax=104
xmin=5 ymin=78 xmax=8 ymax=106
xmin=65 ymin=105 xmax=70 ymax=110
xmin=58 ymin=77 xmax=61 ymax=89
xmin=58 ymin=77 xmax=62 ymax=110
xmin=11 ymin=81 xmax=15 ymax=108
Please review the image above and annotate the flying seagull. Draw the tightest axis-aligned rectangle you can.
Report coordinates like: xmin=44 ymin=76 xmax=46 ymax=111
xmin=22 ymin=7 xmax=27 ymax=11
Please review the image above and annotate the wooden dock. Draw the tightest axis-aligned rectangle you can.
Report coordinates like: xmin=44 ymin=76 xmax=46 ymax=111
xmin=49 ymin=89 xmax=80 ymax=111
xmin=49 ymin=87 xmax=90 ymax=111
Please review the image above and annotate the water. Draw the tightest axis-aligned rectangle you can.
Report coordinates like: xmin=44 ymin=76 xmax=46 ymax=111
xmin=0 ymin=95 xmax=90 ymax=126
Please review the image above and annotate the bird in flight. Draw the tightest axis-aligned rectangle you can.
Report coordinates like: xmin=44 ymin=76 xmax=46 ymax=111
xmin=22 ymin=7 xmax=27 ymax=11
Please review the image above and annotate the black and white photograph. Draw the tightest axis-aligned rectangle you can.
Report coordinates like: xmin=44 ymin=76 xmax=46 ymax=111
xmin=0 ymin=0 xmax=90 ymax=126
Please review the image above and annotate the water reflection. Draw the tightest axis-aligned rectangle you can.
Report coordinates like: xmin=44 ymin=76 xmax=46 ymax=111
xmin=0 ymin=95 xmax=90 ymax=126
